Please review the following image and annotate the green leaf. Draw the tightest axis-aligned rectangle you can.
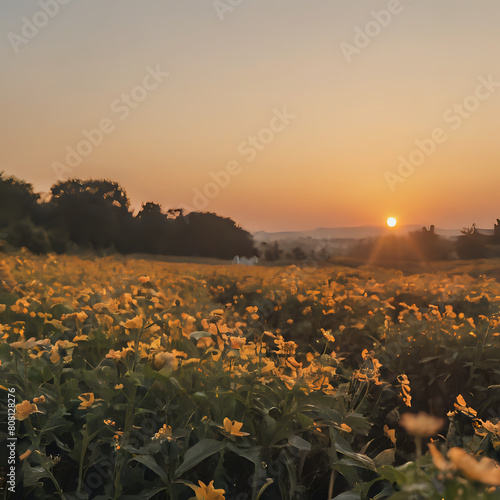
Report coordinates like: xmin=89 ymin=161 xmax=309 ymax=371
xmin=420 ymin=356 xmax=442 ymax=363
xmin=142 ymin=365 xmax=172 ymax=384
xmin=130 ymin=454 xmax=169 ymax=484
xmin=226 ymin=443 xmax=262 ymax=469
xmin=288 ymin=435 xmax=311 ymax=451
xmin=120 ymin=489 xmax=167 ymax=500
xmin=169 ymin=377 xmax=182 ymax=390
xmin=333 ymin=440 xmax=376 ymax=471
xmin=377 ymin=464 xmax=408 ymax=485
xmin=297 ymin=412 xmax=314 ymax=428
xmin=189 ymin=331 xmax=212 ymax=340
xmin=444 ymin=351 xmax=459 ymax=365
xmin=373 ymin=449 xmax=395 ymax=467
xmin=332 ymin=492 xmax=362 ymax=500
xmin=331 ymin=459 xmax=360 ymax=487
xmin=373 ymin=484 xmax=397 ymax=499
xmin=174 ymin=439 xmax=225 ymax=478
xmin=270 ymin=414 xmax=297 ymax=445
xmin=21 ymin=462 xmax=51 ymax=488
xmin=344 ymin=412 xmax=373 ymax=435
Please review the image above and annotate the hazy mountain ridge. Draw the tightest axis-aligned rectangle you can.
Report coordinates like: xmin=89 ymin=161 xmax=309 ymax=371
xmin=252 ymin=225 xmax=476 ymax=242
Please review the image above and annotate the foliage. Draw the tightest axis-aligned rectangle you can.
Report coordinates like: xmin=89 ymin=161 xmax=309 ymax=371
xmin=1 ymin=254 xmax=500 ymax=499
xmin=0 ymin=175 xmax=255 ymax=259
xmin=350 ymin=228 xmax=454 ymax=264
xmin=0 ymin=171 xmax=39 ymax=229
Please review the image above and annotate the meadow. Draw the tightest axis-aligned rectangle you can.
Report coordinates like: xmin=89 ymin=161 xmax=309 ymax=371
xmin=2 ymin=252 xmax=500 ymax=499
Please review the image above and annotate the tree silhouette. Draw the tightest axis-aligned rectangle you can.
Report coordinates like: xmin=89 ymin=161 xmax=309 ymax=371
xmin=178 ymin=212 xmax=254 ymax=259
xmin=457 ymin=223 xmax=488 ymax=259
xmin=0 ymin=171 xmax=39 ymax=229
xmin=46 ymin=178 xmax=133 ymax=250
xmin=134 ymin=202 xmax=170 ymax=254
xmin=0 ymin=174 xmax=257 ymax=259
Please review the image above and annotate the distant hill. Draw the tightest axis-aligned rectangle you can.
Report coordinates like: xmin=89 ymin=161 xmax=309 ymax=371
xmin=252 ymin=225 xmax=479 ymax=242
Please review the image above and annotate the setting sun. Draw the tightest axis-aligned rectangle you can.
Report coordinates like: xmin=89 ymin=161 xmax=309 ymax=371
xmin=387 ymin=217 xmax=397 ymax=228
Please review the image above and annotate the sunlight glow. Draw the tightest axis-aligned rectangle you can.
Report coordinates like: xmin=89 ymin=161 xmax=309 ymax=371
xmin=387 ymin=217 xmax=397 ymax=228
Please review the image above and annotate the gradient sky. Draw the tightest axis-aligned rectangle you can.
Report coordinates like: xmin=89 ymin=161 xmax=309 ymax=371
xmin=1 ymin=1 xmax=500 ymax=232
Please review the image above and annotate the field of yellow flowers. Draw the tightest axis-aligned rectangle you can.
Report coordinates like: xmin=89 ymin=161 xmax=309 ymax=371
xmin=2 ymin=253 xmax=500 ymax=499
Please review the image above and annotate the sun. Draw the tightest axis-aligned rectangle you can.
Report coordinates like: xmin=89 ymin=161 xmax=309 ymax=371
xmin=387 ymin=217 xmax=397 ymax=228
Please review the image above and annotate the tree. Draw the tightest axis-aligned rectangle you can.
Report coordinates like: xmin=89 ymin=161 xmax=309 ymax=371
xmin=134 ymin=202 xmax=169 ymax=254
xmin=291 ymin=246 xmax=306 ymax=260
xmin=0 ymin=172 xmax=39 ymax=229
xmin=179 ymin=212 xmax=255 ymax=259
xmin=46 ymin=178 xmax=133 ymax=250
xmin=456 ymin=223 xmax=488 ymax=259
xmin=264 ymin=241 xmax=282 ymax=261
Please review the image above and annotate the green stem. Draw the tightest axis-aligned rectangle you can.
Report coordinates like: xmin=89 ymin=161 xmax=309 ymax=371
xmin=255 ymin=478 xmax=273 ymax=500
xmin=369 ymin=386 xmax=389 ymax=418
xmin=113 ymin=377 xmax=138 ymax=498
xmin=415 ymin=436 xmax=422 ymax=460
xmin=352 ymin=382 xmax=370 ymax=413
xmin=42 ymin=462 xmax=66 ymax=500
xmin=77 ymin=424 xmax=89 ymax=495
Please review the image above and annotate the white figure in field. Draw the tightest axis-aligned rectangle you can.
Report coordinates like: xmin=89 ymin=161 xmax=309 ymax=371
xmin=232 ymin=256 xmax=258 ymax=265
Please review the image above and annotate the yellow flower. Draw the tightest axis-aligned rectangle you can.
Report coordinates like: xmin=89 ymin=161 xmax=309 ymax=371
xmin=229 ymin=336 xmax=246 ymax=349
xmin=106 ymin=348 xmax=131 ymax=360
xmin=274 ymin=336 xmax=297 ymax=356
xmin=384 ymin=425 xmax=396 ymax=445
xmin=428 ymin=443 xmax=452 ymax=472
xmin=73 ymin=334 xmax=88 ymax=342
xmin=454 ymin=394 xmax=477 ymax=417
xmin=78 ymin=393 xmax=103 ymax=410
xmin=321 ymin=329 xmax=335 ymax=343
xmin=477 ymin=419 xmax=500 ymax=436
xmin=114 ymin=384 xmax=124 ymax=390
xmin=123 ymin=315 xmax=143 ymax=330
xmin=75 ymin=311 xmax=88 ymax=323
xmin=50 ymin=345 xmax=60 ymax=364
xmin=399 ymin=412 xmax=444 ymax=438
xmin=286 ymin=356 xmax=302 ymax=369
xmin=220 ymin=417 xmax=249 ymax=437
xmin=96 ymin=313 xmax=114 ymax=327
xmin=197 ymin=336 xmax=215 ymax=349
xmin=49 ymin=339 xmax=76 ymax=365
xmin=448 ymin=447 xmax=500 ymax=485
xmin=19 ymin=449 xmax=32 ymax=461
xmin=397 ymin=374 xmax=412 ymax=407
xmin=15 ymin=400 xmax=41 ymax=420
xmin=187 ymin=480 xmax=225 ymax=500
xmin=154 ymin=351 xmax=177 ymax=370
xmin=153 ymin=424 xmax=174 ymax=441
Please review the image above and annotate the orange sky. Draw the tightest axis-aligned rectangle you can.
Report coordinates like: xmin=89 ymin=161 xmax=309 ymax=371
xmin=1 ymin=1 xmax=500 ymax=232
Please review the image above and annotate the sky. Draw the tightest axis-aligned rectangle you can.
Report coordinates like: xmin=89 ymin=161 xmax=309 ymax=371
xmin=1 ymin=1 xmax=500 ymax=233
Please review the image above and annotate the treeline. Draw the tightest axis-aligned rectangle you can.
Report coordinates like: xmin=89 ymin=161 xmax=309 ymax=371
xmin=0 ymin=173 xmax=255 ymax=259
xmin=351 ymin=223 xmax=500 ymax=263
